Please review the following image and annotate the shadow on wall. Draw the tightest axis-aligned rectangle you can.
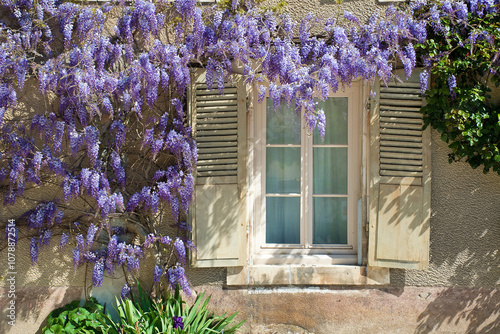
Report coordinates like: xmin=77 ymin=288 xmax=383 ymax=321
xmin=0 ymin=234 xmax=91 ymax=333
xmin=415 ymin=288 xmax=500 ymax=334
xmin=0 ymin=286 xmax=85 ymax=334
xmin=395 ymin=130 xmax=500 ymax=333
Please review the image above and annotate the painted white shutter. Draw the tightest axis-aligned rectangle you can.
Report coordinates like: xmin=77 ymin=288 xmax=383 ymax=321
xmin=368 ymin=69 xmax=431 ymax=270
xmin=189 ymin=69 xmax=247 ymax=267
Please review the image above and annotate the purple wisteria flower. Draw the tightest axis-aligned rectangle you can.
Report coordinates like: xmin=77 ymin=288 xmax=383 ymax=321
xmin=448 ymin=74 xmax=457 ymax=99
xmin=41 ymin=230 xmax=51 ymax=246
xmin=110 ymin=151 xmax=126 ymax=187
xmin=160 ymin=235 xmax=172 ymax=245
xmin=92 ymin=258 xmax=104 ymax=286
xmin=167 ymin=266 xmax=190 ymax=295
xmin=121 ymin=283 xmax=131 ymax=299
xmin=30 ymin=237 xmax=39 ymax=264
xmin=84 ymin=126 xmax=100 ymax=166
xmin=143 ymin=233 xmax=156 ymax=248
xmin=154 ymin=264 xmax=163 ymax=284
xmin=73 ymin=248 xmax=80 ymax=268
xmin=317 ymin=110 xmax=326 ymax=139
xmin=105 ymin=234 xmax=118 ymax=274
xmin=76 ymin=233 xmax=85 ymax=252
xmin=174 ymin=238 xmax=186 ymax=265
xmin=86 ymin=223 xmax=98 ymax=249
xmin=420 ymin=71 xmax=430 ymax=95
xmin=60 ymin=232 xmax=69 ymax=249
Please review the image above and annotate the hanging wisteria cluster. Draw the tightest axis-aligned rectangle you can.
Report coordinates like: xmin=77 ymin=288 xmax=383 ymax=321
xmin=0 ymin=0 xmax=498 ymax=295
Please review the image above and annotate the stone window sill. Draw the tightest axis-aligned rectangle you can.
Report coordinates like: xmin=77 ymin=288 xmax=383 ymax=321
xmin=226 ymin=265 xmax=390 ymax=286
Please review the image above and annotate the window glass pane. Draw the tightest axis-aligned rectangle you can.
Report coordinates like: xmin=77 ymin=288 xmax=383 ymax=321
xmin=266 ymin=147 xmax=300 ymax=194
xmin=266 ymin=98 xmax=301 ymax=145
xmin=313 ymin=147 xmax=347 ymax=195
xmin=313 ymin=97 xmax=348 ymax=145
xmin=266 ymin=197 xmax=300 ymax=244
xmin=313 ymin=197 xmax=348 ymax=244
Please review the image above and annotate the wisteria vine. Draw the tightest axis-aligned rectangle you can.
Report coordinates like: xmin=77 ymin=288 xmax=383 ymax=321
xmin=0 ymin=0 xmax=498 ymax=296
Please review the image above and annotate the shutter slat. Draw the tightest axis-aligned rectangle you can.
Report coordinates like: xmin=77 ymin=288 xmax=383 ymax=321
xmin=196 ymin=100 xmax=238 ymax=107
xmin=197 ymin=158 xmax=238 ymax=166
xmin=380 ymin=140 xmax=422 ymax=148
xmin=386 ymin=81 xmax=421 ymax=88
xmin=196 ymin=111 xmax=238 ymax=118
xmin=197 ymin=171 xmax=238 ymax=177
xmin=198 ymin=129 xmax=238 ymax=136
xmin=198 ymin=152 xmax=238 ymax=160
xmin=196 ymin=135 xmax=238 ymax=142
xmin=196 ymin=117 xmax=238 ymax=124
xmin=197 ymin=142 xmax=237 ymax=148
xmin=380 ymin=135 xmax=422 ymax=144
xmin=198 ymin=164 xmax=238 ymax=171
xmin=380 ymin=146 xmax=422 ymax=154
xmin=380 ymin=128 xmax=423 ymax=137
xmin=197 ymin=123 xmax=237 ymax=130
xmin=380 ymin=170 xmax=423 ymax=177
xmin=196 ymin=83 xmax=236 ymax=90
xmin=379 ymin=99 xmax=422 ymax=107
xmin=196 ymin=94 xmax=238 ymax=101
xmin=380 ymin=109 xmax=422 ymax=116
xmin=380 ymin=122 xmax=422 ymax=130
xmin=380 ymin=117 xmax=422 ymax=125
xmin=380 ymin=152 xmax=422 ymax=160
xmin=380 ymin=158 xmax=422 ymax=166
xmin=381 ymin=87 xmax=421 ymax=94
xmin=380 ymin=93 xmax=421 ymax=100
xmin=380 ymin=164 xmax=423 ymax=171
xmin=195 ymin=88 xmax=238 ymax=95
xmin=196 ymin=146 xmax=237 ymax=153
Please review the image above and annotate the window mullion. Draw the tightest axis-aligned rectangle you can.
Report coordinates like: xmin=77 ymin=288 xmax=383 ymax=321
xmin=300 ymin=118 xmax=305 ymax=246
xmin=303 ymin=123 xmax=314 ymax=248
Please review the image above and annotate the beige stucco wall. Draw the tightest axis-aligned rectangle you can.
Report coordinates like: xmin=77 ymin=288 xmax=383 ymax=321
xmin=283 ymin=0 xmax=387 ymax=23
xmin=2 ymin=1 xmax=500 ymax=333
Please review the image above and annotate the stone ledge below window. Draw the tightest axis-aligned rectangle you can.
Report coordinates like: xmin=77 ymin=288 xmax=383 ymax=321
xmin=226 ymin=265 xmax=390 ymax=286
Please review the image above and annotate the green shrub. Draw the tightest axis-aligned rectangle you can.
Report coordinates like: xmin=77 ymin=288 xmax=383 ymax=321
xmin=42 ymin=285 xmax=244 ymax=334
xmin=105 ymin=284 xmax=245 ymax=334
xmin=41 ymin=297 xmax=108 ymax=334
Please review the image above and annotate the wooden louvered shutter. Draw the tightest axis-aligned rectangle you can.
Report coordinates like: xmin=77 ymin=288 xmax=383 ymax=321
xmin=368 ymin=69 xmax=431 ymax=270
xmin=188 ymin=69 xmax=247 ymax=267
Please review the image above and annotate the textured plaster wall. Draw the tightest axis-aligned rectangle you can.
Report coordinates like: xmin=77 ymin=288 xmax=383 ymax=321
xmin=3 ymin=1 xmax=500 ymax=332
xmin=282 ymin=0 xmax=386 ymax=23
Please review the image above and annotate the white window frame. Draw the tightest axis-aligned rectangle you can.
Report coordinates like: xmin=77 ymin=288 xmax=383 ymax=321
xmin=251 ymin=82 xmax=362 ymax=266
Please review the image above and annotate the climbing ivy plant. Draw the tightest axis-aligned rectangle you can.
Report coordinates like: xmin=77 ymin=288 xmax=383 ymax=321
xmin=416 ymin=1 xmax=500 ymax=173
